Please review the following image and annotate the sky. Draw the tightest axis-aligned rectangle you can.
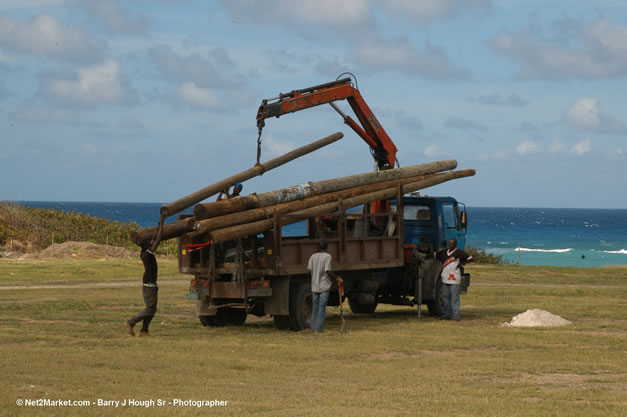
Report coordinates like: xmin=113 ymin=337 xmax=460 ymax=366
xmin=1 ymin=0 xmax=626 ymax=209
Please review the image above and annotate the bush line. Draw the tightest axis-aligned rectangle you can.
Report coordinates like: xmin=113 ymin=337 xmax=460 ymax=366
xmin=0 ymin=202 xmax=177 ymax=256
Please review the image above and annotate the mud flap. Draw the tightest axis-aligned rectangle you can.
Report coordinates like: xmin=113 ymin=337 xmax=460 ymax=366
xmin=196 ymin=299 xmax=217 ymax=316
xmin=264 ymin=276 xmax=289 ymax=316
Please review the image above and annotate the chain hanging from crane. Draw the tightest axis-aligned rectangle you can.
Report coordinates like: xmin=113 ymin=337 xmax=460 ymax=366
xmin=256 ymin=126 xmax=263 ymax=166
xmin=255 ymin=100 xmax=267 ymax=166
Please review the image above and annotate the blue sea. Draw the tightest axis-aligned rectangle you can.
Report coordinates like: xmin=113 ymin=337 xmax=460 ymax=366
xmin=13 ymin=201 xmax=627 ymax=267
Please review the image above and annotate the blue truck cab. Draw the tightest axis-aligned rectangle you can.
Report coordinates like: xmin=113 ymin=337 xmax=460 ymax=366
xmin=393 ymin=195 xmax=468 ymax=252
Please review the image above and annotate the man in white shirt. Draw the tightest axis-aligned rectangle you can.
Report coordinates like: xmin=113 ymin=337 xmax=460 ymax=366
xmin=307 ymin=241 xmax=341 ymax=333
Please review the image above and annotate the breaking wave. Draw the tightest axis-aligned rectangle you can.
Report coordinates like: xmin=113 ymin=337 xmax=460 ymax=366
xmin=602 ymin=249 xmax=627 ymax=255
xmin=515 ymin=248 xmax=573 ymax=253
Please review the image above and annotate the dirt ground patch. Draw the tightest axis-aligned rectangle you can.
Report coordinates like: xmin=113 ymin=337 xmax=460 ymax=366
xmin=1 ymin=240 xmax=136 ymax=259
xmin=36 ymin=241 xmax=135 ymax=259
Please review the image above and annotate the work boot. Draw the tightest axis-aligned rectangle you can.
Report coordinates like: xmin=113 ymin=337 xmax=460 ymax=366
xmin=139 ymin=331 xmax=151 ymax=338
xmin=123 ymin=322 xmax=135 ymax=337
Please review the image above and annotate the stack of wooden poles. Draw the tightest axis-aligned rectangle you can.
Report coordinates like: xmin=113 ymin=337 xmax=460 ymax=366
xmin=132 ymin=132 xmax=475 ymax=246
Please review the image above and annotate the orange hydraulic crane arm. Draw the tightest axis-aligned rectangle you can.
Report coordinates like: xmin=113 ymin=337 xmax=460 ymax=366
xmin=256 ymin=78 xmax=398 ymax=169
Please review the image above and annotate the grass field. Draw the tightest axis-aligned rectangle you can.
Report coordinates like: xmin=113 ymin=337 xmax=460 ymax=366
xmin=0 ymin=258 xmax=625 ymax=416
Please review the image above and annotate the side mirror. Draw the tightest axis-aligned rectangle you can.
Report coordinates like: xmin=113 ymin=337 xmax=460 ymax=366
xmin=460 ymin=211 xmax=467 ymax=229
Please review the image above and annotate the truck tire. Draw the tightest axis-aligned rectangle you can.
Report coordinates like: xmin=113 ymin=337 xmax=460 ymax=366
xmin=220 ymin=308 xmax=247 ymax=326
xmin=199 ymin=315 xmax=215 ymax=326
xmin=199 ymin=308 xmax=247 ymax=326
xmin=426 ymin=278 xmax=445 ymax=317
xmin=287 ymin=281 xmax=312 ymax=331
xmin=273 ymin=315 xmax=290 ymax=330
xmin=348 ymin=294 xmax=378 ymax=314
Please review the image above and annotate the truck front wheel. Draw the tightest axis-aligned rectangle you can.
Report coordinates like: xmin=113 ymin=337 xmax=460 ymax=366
xmin=426 ymin=278 xmax=445 ymax=317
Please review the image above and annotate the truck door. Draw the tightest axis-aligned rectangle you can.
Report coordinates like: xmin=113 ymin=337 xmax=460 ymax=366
xmin=440 ymin=202 xmax=467 ymax=250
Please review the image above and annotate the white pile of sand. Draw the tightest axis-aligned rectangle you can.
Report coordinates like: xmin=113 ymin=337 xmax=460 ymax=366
xmin=502 ymin=309 xmax=572 ymax=327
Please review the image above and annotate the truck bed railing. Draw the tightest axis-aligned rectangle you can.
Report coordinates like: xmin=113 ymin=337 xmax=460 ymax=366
xmin=179 ymin=208 xmax=405 ymax=278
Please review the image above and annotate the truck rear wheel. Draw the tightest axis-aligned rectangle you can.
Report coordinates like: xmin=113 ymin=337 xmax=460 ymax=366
xmin=220 ymin=308 xmax=247 ymax=325
xmin=199 ymin=308 xmax=247 ymax=327
xmin=199 ymin=315 xmax=215 ymax=326
xmin=348 ymin=293 xmax=378 ymax=314
xmin=287 ymin=281 xmax=312 ymax=331
xmin=273 ymin=315 xmax=290 ymax=330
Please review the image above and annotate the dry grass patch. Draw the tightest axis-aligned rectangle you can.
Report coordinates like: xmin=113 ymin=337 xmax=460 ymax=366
xmin=0 ymin=263 xmax=625 ymax=416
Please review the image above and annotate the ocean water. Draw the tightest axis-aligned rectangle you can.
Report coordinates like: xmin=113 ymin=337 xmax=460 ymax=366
xmin=13 ymin=202 xmax=627 ymax=267
xmin=466 ymin=207 xmax=627 ymax=267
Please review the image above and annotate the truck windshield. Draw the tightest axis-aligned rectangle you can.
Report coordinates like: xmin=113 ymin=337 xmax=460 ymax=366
xmin=442 ymin=203 xmax=459 ymax=229
xmin=404 ymin=205 xmax=431 ymax=221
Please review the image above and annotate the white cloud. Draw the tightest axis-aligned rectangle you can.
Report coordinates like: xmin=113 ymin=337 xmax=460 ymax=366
xmin=354 ymin=37 xmax=468 ymax=79
xmin=516 ymin=140 xmax=540 ymax=155
xmin=471 ymin=92 xmax=526 ymax=106
xmin=489 ymin=18 xmax=627 ymax=79
xmin=566 ymin=97 xmax=600 ymax=130
xmin=148 ymin=44 xmax=244 ymax=88
xmin=0 ymin=14 xmax=106 ymax=63
xmin=476 ymin=152 xmax=489 ymax=161
xmin=220 ymin=0 xmax=472 ymax=79
xmin=395 ymin=111 xmax=423 ymax=130
xmin=476 ymin=149 xmax=511 ymax=161
xmin=548 ymin=139 xmax=566 ymax=152
xmin=262 ymin=136 xmax=298 ymax=158
xmin=444 ymin=116 xmax=486 ymax=131
xmin=10 ymin=106 xmax=79 ymax=124
xmin=606 ymin=148 xmax=624 ymax=159
xmin=0 ymin=80 xmax=9 ymax=99
xmin=220 ymin=0 xmax=370 ymax=27
xmin=117 ymin=116 xmax=145 ymax=130
xmin=566 ymin=97 xmax=625 ymax=134
xmin=221 ymin=0 xmax=490 ymax=30
xmin=0 ymin=1 xmax=64 ymax=10
xmin=572 ymin=138 xmax=591 ymax=155
xmin=176 ymin=82 xmax=219 ymax=109
xmin=516 ymin=121 xmax=540 ymax=132
xmin=81 ymin=143 xmax=100 ymax=154
xmin=72 ymin=0 xmax=149 ymax=34
xmin=586 ymin=18 xmax=627 ymax=61
xmin=381 ymin=0 xmax=492 ymax=23
xmin=424 ymin=144 xmax=447 ymax=157
xmin=40 ymin=59 xmax=138 ymax=107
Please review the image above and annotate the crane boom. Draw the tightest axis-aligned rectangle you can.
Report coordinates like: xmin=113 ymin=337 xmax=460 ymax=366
xmin=256 ymin=78 xmax=398 ymax=169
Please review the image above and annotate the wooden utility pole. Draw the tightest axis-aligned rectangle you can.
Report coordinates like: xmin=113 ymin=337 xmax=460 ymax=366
xmin=205 ymin=169 xmax=475 ymax=244
xmin=160 ymin=131 xmax=344 ymax=217
xmin=194 ymin=159 xmax=458 ymax=219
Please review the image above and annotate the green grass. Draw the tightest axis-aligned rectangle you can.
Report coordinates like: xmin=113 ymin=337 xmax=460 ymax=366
xmin=0 ymin=258 xmax=181 ymax=285
xmin=0 ymin=260 xmax=625 ymax=416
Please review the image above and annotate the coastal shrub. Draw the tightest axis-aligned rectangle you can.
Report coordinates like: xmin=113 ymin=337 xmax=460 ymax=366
xmin=0 ymin=202 xmax=139 ymax=252
xmin=0 ymin=202 xmax=179 ymax=256
xmin=466 ymin=246 xmax=508 ymax=264
xmin=0 ymin=216 xmax=9 ymax=245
